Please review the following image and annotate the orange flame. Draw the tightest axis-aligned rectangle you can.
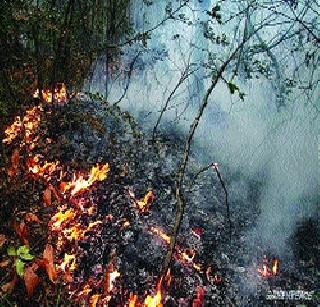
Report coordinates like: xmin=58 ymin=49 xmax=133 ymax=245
xmin=51 ymin=209 xmax=76 ymax=230
xmin=144 ymin=278 xmax=163 ymax=307
xmin=62 ymin=164 xmax=110 ymax=195
xmin=61 ymin=253 xmax=76 ymax=272
xmin=258 ymin=255 xmax=271 ymax=277
xmin=272 ymin=258 xmax=280 ymax=276
xmin=2 ymin=107 xmax=41 ymax=144
xmin=33 ymin=83 xmax=67 ymax=103
xmin=149 ymin=227 xmax=171 ymax=244
xmin=136 ymin=191 xmax=154 ymax=212
xmin=129 ymin=293 xmax=138 ymax=307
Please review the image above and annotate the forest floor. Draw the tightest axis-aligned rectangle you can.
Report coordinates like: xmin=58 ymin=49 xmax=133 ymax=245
xmin=0 ymin=97 xmax=319 ymax=306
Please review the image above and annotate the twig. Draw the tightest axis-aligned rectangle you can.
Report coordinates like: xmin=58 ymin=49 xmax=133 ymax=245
xmin=113 ymin=51 xmax=141 ymax=106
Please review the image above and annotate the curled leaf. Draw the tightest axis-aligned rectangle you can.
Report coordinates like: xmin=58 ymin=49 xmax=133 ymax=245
xmin=43 ymin=244 xmax=56 ymax=282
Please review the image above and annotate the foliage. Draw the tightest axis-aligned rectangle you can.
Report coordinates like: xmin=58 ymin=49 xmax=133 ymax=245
xmin=7 ymin=245 xmax=34 ymax=277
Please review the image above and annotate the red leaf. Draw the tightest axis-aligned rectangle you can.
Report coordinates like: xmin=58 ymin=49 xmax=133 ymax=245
xmin=43 ymin=188 xmax=52 ymax=206
xmin=24 ymin=265 xmax=39 ymax=297
xmin=43 ymin=244 xmax=56 ymax=282
xmin=13 ymin=221 xmax=29 ymax=245
xmin=25 ymin=213 xmax=40 ymax=223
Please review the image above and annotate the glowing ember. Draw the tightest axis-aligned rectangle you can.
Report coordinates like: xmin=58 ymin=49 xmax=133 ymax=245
xmin=2 ymin=107 xmax=41 ymax=144
xmin=136 ymin=191 xmax=155 ymax=212
xmin=33 ymin=83 xmax=67 ymax=103
xmin=192 ymin=287 xmax=205 ymax=307
xmin=61 ymin=253 xmax=76 ymax=272
xmin=150 ymin=227 xmax=171 ymax=244
xmin=51 ymin=209 xmax=76 ymax=230
xmin=62 ymin=163 xmax=110 ymax=195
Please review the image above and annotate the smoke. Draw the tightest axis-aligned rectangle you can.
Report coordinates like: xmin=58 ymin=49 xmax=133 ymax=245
xmin=84 ymin=0 xmax=319 ymax=258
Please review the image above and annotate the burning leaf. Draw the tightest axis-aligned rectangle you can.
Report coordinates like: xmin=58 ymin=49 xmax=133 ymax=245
xmin=63 ymin=164 xmax=110 ymax=196
xmin=1 ymin=276 xmax=17 ymax=294
xmin=24 ymin=265 xmax=40 ymax=297
xmin=43 ymin=244 xmax=56 ymax=282
xmin=0 ymin=234 xmax=6 ymax=248
xmin=25 ymin=213 xmax=40 ymax=223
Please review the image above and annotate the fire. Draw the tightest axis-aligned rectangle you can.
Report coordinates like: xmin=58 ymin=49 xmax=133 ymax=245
xmin=129 ymin=293 xmax=138 ymax=307
xmin=33 ymin=83 xmax=67 ymax=103
xmin=136 ymin=191 xmax=155 ymax=212
xmin=2 ymin=106 xmax=41 ymax=144
xmin=272 ymin=258 xmax=280 ymax=276
xmin=258 ymin=255 xmax=280 ymax=277
xmin=51 ymin=209 xmax=76 ymax=230
xmin=144 ymin=279 xmax=163 ymax=307
xmin=61 ymin=253 xmax=76 ymax=272
xmin=181 ymin=248 xmax=196 ymax=262
xmin=149 ymin=227 xmax=171 ymax=245
xmin=62 ymin=163 xmax=110 ymax=195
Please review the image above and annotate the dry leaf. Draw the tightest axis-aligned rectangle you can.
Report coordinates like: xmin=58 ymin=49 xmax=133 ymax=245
xmin=13 ymin=221 xmax=29 ymax=245
xmin=1 ymin=276 xmax=17 ymax=294
xmin=24 ymin=265 xmax=39 ymax=297
xmin=0 ymin=259 xmax=11 ymax=268
xmin=43 ymin=188 xmax=52 ymax=206
xmin=25 ymin=213 xmax=40 ymax=223
xmin=43 ymin=244 xmax=56 ymax=282
xmin=0 ymin=234 xmax=6 ymax=248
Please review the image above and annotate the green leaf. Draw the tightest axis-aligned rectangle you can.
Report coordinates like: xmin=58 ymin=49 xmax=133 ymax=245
xmin=15 ymin=258 xmax=25 ymax=277
xmin=19 ymin=253 xmax=34 ymax=261
xmin=7 ymin=246 xmax=16 ymax=256
xmin=17 ymin=245 xmax=29 ymax=256
xmin=228 ymin=82 xmax=239 ymax=94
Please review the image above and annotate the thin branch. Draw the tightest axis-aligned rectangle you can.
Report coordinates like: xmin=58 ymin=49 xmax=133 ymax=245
xmin=161 ymin=21 xmax=267 ymax=275
xmin=152 ymin=65 xmax=199 ymax=139
xmin=113 ymin=51 xmax=141 ymax=106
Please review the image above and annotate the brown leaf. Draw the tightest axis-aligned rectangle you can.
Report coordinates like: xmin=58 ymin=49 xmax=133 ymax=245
xmin=0 ymin=234 xmax=6 ymax=248
xmin=43 ymin=188 xmax=52 ymax=206
xmin=24 ymin=265 xmax=39 ymax=297
xmin=0 ymin=259 xmax=11 ymax=268
xmin=1 ymin=276 xmax=17 ymax=294
xmin=43 ymin=244 xmax=56 ymax=282
xmin=11 ymin=148 xmax=20 ymax=167
xmin=25 ymin=213 xmax=40 ymax=223
xmin=13 ymin=221 xmax=29 ymax=245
